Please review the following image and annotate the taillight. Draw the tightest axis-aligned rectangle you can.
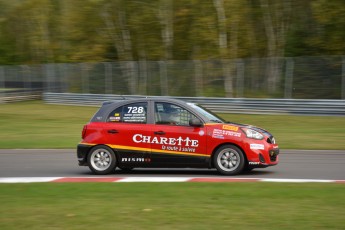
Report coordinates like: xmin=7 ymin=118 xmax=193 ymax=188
xmin=82 ymin=125 xmax=87 ymax=139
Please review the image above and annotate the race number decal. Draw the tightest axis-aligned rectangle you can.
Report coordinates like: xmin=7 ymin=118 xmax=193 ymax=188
xmin=127 ymin=106 xmax=144 ymax=114
xmin=123 ymin=104 xmax=147 ymax=123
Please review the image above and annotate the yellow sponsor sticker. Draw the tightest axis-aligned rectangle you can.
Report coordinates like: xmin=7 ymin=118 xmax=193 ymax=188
xmin=115 ymin=113 xmax=120 ymax=116
xmin=222 ymin=125 xmax=238 ymax=131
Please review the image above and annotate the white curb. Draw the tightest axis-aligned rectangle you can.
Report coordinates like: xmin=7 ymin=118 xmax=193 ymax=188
xmin=0 ymin=177 xmax=344 ymax=183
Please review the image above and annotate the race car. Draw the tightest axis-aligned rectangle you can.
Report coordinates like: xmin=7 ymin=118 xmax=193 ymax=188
xmin=77 ymin=97 xmax=279 ymax=175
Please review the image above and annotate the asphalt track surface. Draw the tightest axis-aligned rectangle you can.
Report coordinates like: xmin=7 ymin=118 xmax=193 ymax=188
xmin=0 ymin=149 xmax=344 ymax=180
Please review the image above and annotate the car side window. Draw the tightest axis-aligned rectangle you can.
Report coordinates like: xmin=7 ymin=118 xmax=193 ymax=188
xmin=155 ymin=102 xmax=198 ymax=126
xmin=107 ymin=102 xmax=147 ymax=124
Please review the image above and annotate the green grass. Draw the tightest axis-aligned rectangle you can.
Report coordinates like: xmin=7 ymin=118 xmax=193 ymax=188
xmin=1 ymin=102 xmax=344 ymax=230
xmin=0 ymin=183 xmax=344 ymax=230
xmin=0 ymin=100 xmax=345 ymax=149
xmin=220 ymin=113 xmax=345 ymax=150
xmin=0 ymin=88 xmax=20 ymax=92
xmin=0 ymin=101 xmax=96 ymax=148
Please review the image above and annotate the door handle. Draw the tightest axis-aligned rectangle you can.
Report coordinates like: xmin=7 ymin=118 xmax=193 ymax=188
xmin=154 ymin=131 xmax=165 ymax=135
xmin=107 ymin=129 xmax=119 ymax=134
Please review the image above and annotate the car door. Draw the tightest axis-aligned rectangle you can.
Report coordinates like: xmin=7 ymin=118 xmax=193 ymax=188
xmin=105 ymin=102 xmax=151 ymax=167
xmin=148 ymin=102 xmax=208 ymax=167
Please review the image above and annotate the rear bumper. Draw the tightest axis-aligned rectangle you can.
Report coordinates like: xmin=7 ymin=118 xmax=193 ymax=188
xmin=77 ymin=144 xmax=92 ymax=166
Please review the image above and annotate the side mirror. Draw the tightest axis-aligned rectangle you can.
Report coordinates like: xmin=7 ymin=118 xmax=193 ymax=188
xmin=189 ymin=118 xmax=203 ymax=127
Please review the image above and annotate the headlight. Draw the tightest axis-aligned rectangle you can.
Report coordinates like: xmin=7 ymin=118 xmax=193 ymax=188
xmin=241 ymin=128 xmax=264 ymax=140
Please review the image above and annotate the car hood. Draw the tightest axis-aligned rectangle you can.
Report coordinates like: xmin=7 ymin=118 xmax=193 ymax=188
xmin=225 ymin=121 xmax=273 ymax=137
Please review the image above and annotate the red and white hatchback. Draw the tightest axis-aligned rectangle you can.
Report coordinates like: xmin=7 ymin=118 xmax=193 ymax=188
xmin=77 ymin=98 xmax=279 ymax=175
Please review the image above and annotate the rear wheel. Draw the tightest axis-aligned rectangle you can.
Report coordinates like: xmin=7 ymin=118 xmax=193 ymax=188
xmin=213 ymin=145 xmax=245 ymax=175
xmin=87 ymin=145 xmax=116 ymax=175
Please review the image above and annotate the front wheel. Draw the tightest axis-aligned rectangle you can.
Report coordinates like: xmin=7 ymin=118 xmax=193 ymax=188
xmin=87 ymin=145 xmax=117 ymax=175
xmin=213 ymin=145 xmax=245 ymax=175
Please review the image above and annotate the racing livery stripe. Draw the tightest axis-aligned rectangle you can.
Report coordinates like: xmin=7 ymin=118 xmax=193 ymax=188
xmin=107 ymin=144 xmax=150 ymax=153
xmin=81 ymin=143 xmax=211 ymax=158
xmin=79 ymin=142 xmax=97 ymax=146
xmin=150 ymin=148 xmax=210 ymax=157
xmin=0 ymin=177 xmax=344 ymax=183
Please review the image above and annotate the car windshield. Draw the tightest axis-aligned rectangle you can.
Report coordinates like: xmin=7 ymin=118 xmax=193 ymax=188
xmin=186 ymin=103 xmax=225 ymax=123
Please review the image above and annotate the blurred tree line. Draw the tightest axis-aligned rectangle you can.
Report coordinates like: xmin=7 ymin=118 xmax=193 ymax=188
xmin=0 ymin=0 xmax=344 ymax=65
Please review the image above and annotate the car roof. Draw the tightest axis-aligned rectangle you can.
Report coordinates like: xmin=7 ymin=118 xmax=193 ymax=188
xmin=102 ymin=97 xmax=187 ymax=105
xmin=90 ymin=97 xmax=202 ymax=122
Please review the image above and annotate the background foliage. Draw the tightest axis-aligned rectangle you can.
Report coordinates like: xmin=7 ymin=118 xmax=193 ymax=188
xmin=0 ymin=0 xmax=344 ymax=65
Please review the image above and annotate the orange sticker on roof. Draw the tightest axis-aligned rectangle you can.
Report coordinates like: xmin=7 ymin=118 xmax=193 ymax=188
xmin=222 ymin=125 xmax=238 ymax=131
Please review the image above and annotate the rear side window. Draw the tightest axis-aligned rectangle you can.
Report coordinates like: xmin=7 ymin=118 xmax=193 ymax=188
xmin=107 ymin=102 xmax=147 ymax=124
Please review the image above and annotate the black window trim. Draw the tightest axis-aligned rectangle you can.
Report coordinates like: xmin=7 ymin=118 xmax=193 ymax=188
xmin=153 ymin=101 xmax=205 ymax=127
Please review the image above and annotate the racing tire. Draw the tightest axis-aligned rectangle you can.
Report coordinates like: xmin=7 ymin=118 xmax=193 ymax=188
xmin=213 ymin=145 xmax=245 ymax=175
xmin=87 ymin=145 xmax=117 ymax=175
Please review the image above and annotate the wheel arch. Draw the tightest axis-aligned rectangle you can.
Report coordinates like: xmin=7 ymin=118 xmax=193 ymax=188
xmin=86 ymin=144 xmax=120 ymax=163
xmin=209 ymin=142 xmax=248 ymax=168
xmin=86 ymin=144 xmax=118 ymax=175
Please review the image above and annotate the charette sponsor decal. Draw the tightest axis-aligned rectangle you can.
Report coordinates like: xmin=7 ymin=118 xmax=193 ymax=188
xmin=133 ymin=134 xmax=199 ymax=147
xmin=133 ymin=134 xmax=200 ymax=154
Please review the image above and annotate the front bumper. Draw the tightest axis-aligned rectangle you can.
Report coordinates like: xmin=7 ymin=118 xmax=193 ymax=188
xmin=247 ymin=147 xmax=280 ymax=168
xmin=268 ymin=148 xmax=279 ymax=162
